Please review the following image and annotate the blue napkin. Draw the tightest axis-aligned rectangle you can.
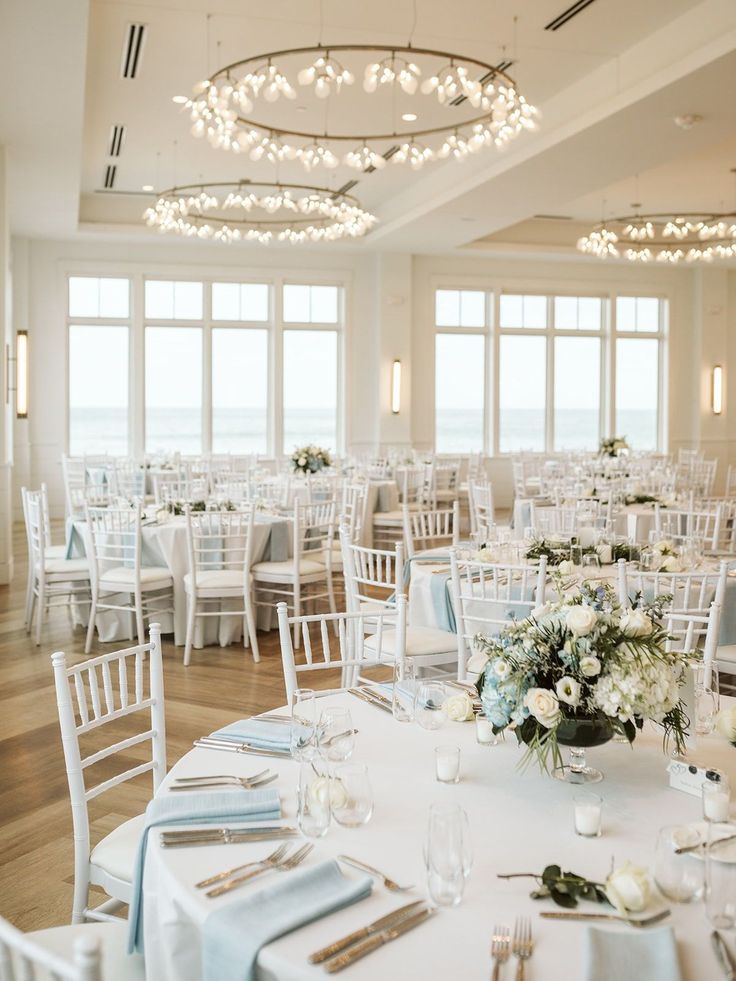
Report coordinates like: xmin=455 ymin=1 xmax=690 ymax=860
xmin=265 ymin=521 xmax=289 ymax=562
xmin=584 ymin=926 xmax=682 ymax=981
xmin=202 ymin=860 xmax=373 ymax=981
xmin=127 ymin=788 xmax=280 ymax=954
xmin=209 ymin=719 xmax=291 ymax=752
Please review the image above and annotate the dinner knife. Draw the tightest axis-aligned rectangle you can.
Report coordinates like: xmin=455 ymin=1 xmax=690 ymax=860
xmin=324 ymin=906 xmax=437 ymax=973
xmin=712 ymin=931 xmax=736 ymax=980
xmin=308 ymin=901 xmax=427 ymax=963
xmin=348 ymin=689 xmax=392 ymax=714
xmin=675 ymin=832 xmax=736 ymax=856
xmin=193 ymin=738 xmax=291 ymax=758
xmin=540 ymin=910 xmax=671 ymax=926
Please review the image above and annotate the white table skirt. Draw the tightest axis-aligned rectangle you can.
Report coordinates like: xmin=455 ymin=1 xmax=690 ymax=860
xmin=142 ymin=692 xmax=732 ymax=981
xmin=70 ymin=514 xmax=290 ymax=646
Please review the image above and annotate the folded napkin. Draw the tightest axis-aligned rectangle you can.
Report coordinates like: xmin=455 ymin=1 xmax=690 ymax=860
xmin=202 ymin=860 xmax=373 ymax=981
xmin=209 ymin=718 xmax=291 ymax=752
xmin=584 ymin=926 xmax=682 ymax=981
xmin=127 ymin=787 xmax=280 ymax=954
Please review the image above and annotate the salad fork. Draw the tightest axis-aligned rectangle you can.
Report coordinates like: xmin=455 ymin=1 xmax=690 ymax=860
xmin=491 ymin=924 xmax=510 ymax=981
xmin=170 ymin=770 xmax=277 ymax=791
xmin=512 ymin=917 xmax=533 ymax=980
xmin=195 ymin=842 xmax=290 ymax=889
xmin=206 ymin=843 xmax=314 ymax=898
xmin=337 ymin=855 xmax=414 ymax=892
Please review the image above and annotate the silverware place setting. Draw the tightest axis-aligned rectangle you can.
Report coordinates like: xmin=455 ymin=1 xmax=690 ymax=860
xmin=169 ymin=769 xmax=278 ymax=791
xmin=159 ymin=825 xmax=298 ymax=848
xmin=337 ymin=855 xmax=414 ymax=893
xmin=195 ymin=842 xmax=292 ymax=889
xmin=540 ymin=909 xmax=671 ymax=928
xmin=490 ymin=923 xmax=511 ymax=981
xmin=205 ymin=842 xmax=314 ymax=898
xmin=193 ymin=736 xmax=292 ymax=759
xmin=308 ymin=900 xmax=429 ymax=965
xmin=348 ymin=687 xmax=392 ymax=714
xmin=322 ymin=904 xmax=437 ymax=973
xmin=512 ymin=917 xmax=533 ymax=980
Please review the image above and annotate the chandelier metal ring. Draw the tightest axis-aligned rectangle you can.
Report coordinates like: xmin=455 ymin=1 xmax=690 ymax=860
xmin=578 ymin=211 xmax=736 ymax=263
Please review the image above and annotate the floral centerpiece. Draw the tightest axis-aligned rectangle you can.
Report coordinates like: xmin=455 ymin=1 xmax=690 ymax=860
xmin=475 ymin=580 xmax=688 ymax=782
xmin=291 ymin=444 xmax=332 ymax=475
xmin=600 ymin=435 xmax=630 ymax=458
xmin=646 ymin=539 xmax=684 ymax=573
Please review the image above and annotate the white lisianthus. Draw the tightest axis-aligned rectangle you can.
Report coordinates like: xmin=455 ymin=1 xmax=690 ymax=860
xmin=557 ymin=560 xmax=574 ymax=577
xmin=524 ymin=687 xmax=561 ymax=729
xmin=653 ymin=539 xmax=675 ymax=554
xmin=605 ymin=863 xmax=650 ymax=914
xmin=580 ymin=655 xmax=602 ymax=677
xmin=555 ymin=676 xmax=581 ymax=706
xmin=446 ymin=692 xmax=475 ymax=722
xmin=619 ymin=609 xmax=653 ymax=638
xmin=565 ymin=605 xmax=598 ymax=636
xmin=493 ymin=658 xmax=513 ymax=681
xmin=467 ymin=647 xmax=491 ymax=674
xmin=716 ymin=706 xmax=736 ymax=743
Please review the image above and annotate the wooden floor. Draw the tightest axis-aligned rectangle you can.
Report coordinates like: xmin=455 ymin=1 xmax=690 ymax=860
xmin=0 ymin=522 xmax=298 ymax=931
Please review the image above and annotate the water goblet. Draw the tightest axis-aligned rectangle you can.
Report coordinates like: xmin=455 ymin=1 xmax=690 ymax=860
xmin=706 ymin=825 xmax=736 ymax=928
xmin=653 ymin=825 xmax=704 ymax=903
xmin=392 ymin=659 xmax=416 ymax=723
xmin=317 ymin=706 xmax=355 ymax=762
xmin=290 ymin=688 xmax=316 ymax=761
xmin=331 ymin=763 xmax=374 ymax=827
xmin=414 ymin=682 xmax=447 ymax=731
xmin=297 ymin=761 xmax=331 ymax=839
xmin=424 ymin=803 xmax=473 ymax=907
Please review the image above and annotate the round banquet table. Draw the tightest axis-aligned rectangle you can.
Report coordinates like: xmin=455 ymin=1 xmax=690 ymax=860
xmin=142 ymin=692 xmax=734 ymax=980
xmin=512 ymin=498 xmax=659 ymax=544
xmin=68 ymin=512 xmax=292 ymax=646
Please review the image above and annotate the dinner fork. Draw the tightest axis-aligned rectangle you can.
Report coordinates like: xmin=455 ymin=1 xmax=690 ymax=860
xmin=491 ymin=924 xmax=511 ymax=981
xmin=195 ymin=843 xmax=290 ymax=889
xmin=206 ymin=842 xmax=314 ymax=898
xmin=170 ymin=771 xmax=277 ymax=791
xmin=337 ymin=855 xmax=414 ymax=892
xmin=512 ymin=917 xmax=533 ymax=980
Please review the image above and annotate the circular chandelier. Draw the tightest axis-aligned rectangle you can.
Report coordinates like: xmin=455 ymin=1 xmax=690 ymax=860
xmin=577 ymin=212 xmax=736 ymax=263
xmin=143 ymin=181 xmax=377 ymax=244
xmin=176 ymin=43 xmax=538 ymax=171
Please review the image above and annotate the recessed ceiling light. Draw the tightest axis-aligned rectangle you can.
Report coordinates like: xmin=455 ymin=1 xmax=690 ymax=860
xmin=402 ymin=112 xmax=417 ymax=122
xmin=673 ymin=113 xmax=702 ymax=130
xmin=142 ymin=184 xmax=154 ymax=192
xmin=172 ymin=95 xmax=188 ymax=104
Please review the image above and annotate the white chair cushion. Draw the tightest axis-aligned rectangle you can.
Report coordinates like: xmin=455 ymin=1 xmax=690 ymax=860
xmin=365 ymin=626 xmax=457 ymax=657
xmin=373 ymin=510 xmax=404 ymax=524
xmin=252 ymin=558 xmax=325 ymax=578
xmin=44 ymin=558 xmax=89 ymax=574
xmin=29 ymin=921 xmax=145 ymax=980
xmin=716 ymin=645 xmax=736 ymax=665
xmin=184 ymin=569 xmax=246 ymax=590
xmin=100 ymin=566 xmax=172 ymax=588
xmin=90 ymin=813 xmax=145 ymax=883
xmin=45 ymin=544 xmax=68 ymax=559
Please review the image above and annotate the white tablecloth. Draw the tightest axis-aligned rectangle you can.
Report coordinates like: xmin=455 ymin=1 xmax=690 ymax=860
xmin=141 ymin=693 xmax=732 ymax=980
xmin=69 ymin=514 xmax=290 ymax=646
xmin=512 ymin=499 xmax=657 ymax=544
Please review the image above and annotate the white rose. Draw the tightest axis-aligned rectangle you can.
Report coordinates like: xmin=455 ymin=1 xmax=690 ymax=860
xmin=524 ymin=687 xmax=561 ymax=729
xmin=298 ymin=456 xmax=307 ymax=466
xmin=660 ymin=556 xmax=682 ymax=573
xmin=565 ymin=606 xmax=598 ymax=636
xmin=716 ymin=707 xmax=736 ymax=742
xmin=493 ymin=658 xmax=512 ymax=681
xmin=653 ymin=539 xmax=674 ymax=554
xmin=619 ymin=609 xmax=653 ymax=638
xmin=446 ymin=692 xmax=475 ymax=722
xmin=605 ymin=862 xmax=650 ymax=914
xmin=580 ymin=655 xmax=602 ymax=677
xmin=555 ymin=676 xmax=581 ymax=706
xmin=307 ymin=776 xmax=347 ymax=810
xmin=532 ymin=602 xmax=553 ymax=620
xmin=466 ymin=649 xmax=490 ymax=674
xmin=557 ymin=560 xmax=574 ymax=577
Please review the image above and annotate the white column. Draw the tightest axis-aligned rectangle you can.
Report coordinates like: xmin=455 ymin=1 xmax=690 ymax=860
xmin=374 ymin=253 xmax=412 ymax=450
xmin=0 ymin=147 xmax=14 ymax=582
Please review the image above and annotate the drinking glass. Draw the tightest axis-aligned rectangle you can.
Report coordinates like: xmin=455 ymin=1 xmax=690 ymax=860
xmin=392 ymin=659 xmax=416 ymax=724
xmin=297 ymin=761 xmax=331 ymax=839
xmin=703 ymin=774 xmax=731 ymax=823
xmin=331 ymin=763 xmax=374 ymax=827
xmin=570 ymin=544 xmax=584 ymax=566
xmin=424 ymin=803 xmax=473 ymax=907
xmin=317 ymin=706 xmax=355 ymax=762
xmin=581 ymin=553 xmax=601 ymax=572
xmin=706 ymin=824 xmax=736 ymax=928
xmin=414 ymin=682 xmax=447 ymax=731
xmin=694 ymin=665 xmax=720 ymax=736
xmin=653 ymin=825 xmax=704 ymax=903
xmin=290 ymin=688 xmax=316 ymax=761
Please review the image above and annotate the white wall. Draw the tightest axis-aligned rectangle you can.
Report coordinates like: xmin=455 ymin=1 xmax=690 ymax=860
xmin=10 ymin=234 xmax=736 ymax=524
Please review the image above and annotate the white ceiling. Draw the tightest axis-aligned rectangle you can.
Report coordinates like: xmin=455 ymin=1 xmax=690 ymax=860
xmin=2 ymin=0 xmax=736 ymax=256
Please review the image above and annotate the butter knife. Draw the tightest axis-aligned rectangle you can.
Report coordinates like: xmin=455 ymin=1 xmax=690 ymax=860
xmin=193 ymin=738 xmax=291 ymax=758
xmin=712 ymin=931 xmax=736 ymax=980
xmin=540 ymin=910 xmax=670 ymax=927
xmin=308 ymin=901 xmax=427 ymax=964
xmin=324 ymin=906 xmax=437 ymax=973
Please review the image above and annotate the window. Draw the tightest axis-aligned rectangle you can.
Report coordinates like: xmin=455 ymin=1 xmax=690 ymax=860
xmin=435 ymin=335 xmax=484 ymax=452
xmin=212 ymin=329 xmax=268 ymax=452
xmin=145 ymin=280 xmax=203 ymax=320
xmin=283 ymin=330 xmax=338 ymax=450
xmin=69 ymin=326 xmax=129 ymax=455
xmin=145 ymin=327 xmax=203 ymax=453
xmin=283 ymin=284 xmax=338 ymax=323
xmin=212 ymin=282 xmax=269 ymax=321
xmin=433 ymin=287 xmax=665 ymax=454
xmin=69 ymin=277 xmax=129 ymax=318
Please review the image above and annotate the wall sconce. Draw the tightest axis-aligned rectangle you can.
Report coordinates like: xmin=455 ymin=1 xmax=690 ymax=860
xmin=7 ymin=331 xmax=29 ymax=418
xmin=712 ymin=364 xmax=723 ymax=416
xmin=391 ymin=359 xmax=401 ymax=414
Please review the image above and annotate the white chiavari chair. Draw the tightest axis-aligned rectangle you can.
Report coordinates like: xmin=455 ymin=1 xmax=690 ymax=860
xmin=211 ymin=475 xmax=250 ymax=504
xmin=153 ymin=471 xmax=209 ymax=506
xmin=527 ymin=502 xmax=578 ymax=537
xmin=277 ymin=598 xmax=406 ymax=705
xmin=84 ymin=504 xmax=173 ymax=652
xmin=22 ymin=483 xmax=67 ymax=629
xmin=654 ymin=502 xmax=722 ymax=553
xmin=663 ymin=604 xmax=721 ymax=688
xmin=247 ymin=477 xmax=291 ymax=510
xmin=183 ymin=506 xmax=259 ymax=666
xmin=0 ymin=913 xmax=145 ymax=981
xmin=253 ymin=499 xmax=337 ymax=646
xmin=51 ymin=624 xmax=166 ymax=924
xmin=468 ymin=479 xmax=495 ymax=538
xmin=450 ymin=552 xmax=548 ymax=680
xmin=511 ymin=458 xmax=545 ymax=499
xmin=23 ymin=487 xmax=91 ymax=646
xmin=110 ymin=461 xmax=145 ymax=502
xmin=402 ymin=501 xmax=460 ymax=559
xmin=372 ymin=464 xmax=425 ymax=548
xmin=424 ymin=459 xmax=460 ymax=508
xmin=63 ymin=457 xmax=113 ymax=519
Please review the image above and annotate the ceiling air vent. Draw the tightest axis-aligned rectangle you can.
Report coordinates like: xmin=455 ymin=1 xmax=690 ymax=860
xmin=121 ymin=23 xmax=146 ymax=78
xmin=450 ymin=61 xmax=514 ymax=107
xmin=545 ymin=0 xmax=597 ymax=31
xmin=108 ymin=124 xmax=126 ymax=157
xmin=533 ymin=214 xmax=573 ymax=221
xmin=103 ymin=165 xmax=117 ymax=189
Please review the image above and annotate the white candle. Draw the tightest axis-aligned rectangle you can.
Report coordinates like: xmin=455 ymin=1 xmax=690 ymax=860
xmin=435 ymin=746 xmax=460 ymax=783
xmin=598 ymin=545 xmax=613 ymax=565
xmin=476 ymin=716 xmax=497 ymax=745
xmin=574 ymin=794 xmax=602 ymax=837
xmin=704 ymin=790 xmax=730 ymax=823
xmin=578 ymin=527 xmax=597 ymax=548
